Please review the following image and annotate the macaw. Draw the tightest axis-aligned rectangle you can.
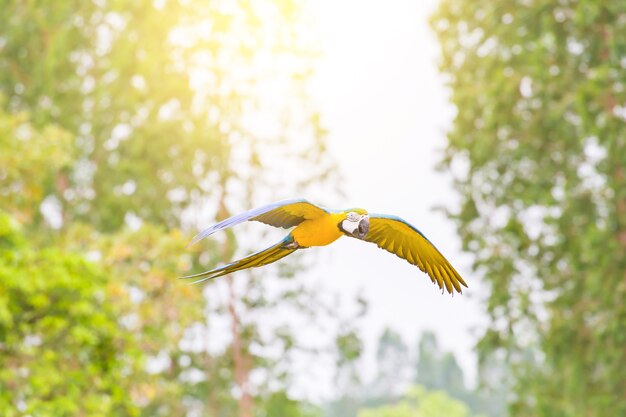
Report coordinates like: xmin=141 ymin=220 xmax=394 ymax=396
xmin=184 ymin=199 xmax=467 ymax=294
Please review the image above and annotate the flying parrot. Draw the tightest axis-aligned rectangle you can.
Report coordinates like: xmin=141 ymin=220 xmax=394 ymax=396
xmin=184 ymin=199 xmax=467 ymax=294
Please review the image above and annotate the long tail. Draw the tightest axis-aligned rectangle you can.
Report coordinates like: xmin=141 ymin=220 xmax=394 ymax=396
xmin=181 ymin=235 xmax=298 ymax=284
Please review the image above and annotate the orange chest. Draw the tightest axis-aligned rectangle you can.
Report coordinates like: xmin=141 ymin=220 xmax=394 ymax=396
xmin=292 ymin=213 xmax=344 ymax=247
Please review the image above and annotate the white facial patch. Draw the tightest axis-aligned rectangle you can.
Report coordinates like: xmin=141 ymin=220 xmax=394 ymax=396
xmin=346 ymin=212 xmax=361 ymax=222
xmin=342 ymin=212 xmax=367 ymax=234
xmin=342 ymin=218 xmax=359 ymax=234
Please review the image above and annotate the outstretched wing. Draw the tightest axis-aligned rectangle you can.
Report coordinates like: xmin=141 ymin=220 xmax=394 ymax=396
xmin=188 ymin=198 xmax=328 ymax=246
xmin=363 ymin=214 xmax=467 ymax=294
xmin=182 ymin=235 xmax=298 ymax=284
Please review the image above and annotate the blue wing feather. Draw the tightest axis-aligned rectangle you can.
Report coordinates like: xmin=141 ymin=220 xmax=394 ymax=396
xmin=188 ymin=199 xmax=327 ymax=247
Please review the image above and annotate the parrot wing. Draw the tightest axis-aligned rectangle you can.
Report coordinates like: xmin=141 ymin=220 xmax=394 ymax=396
xmin=363 ymin=214 xmax=467 ymax=294
xmin=188 ymin=198 xmax=328 ymax=247
xmin=182 ymin=235 xmax=298 ymax=284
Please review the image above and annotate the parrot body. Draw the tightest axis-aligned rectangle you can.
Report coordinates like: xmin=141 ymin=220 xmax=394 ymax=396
xmin=185 ymin=199 xmax=467 ymax=294
xmin=292 ymin=212 xmax=345 ymax=247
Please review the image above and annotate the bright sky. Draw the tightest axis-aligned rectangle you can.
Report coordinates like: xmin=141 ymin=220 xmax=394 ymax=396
xmin=304 ymin=0 xmax=488 ymax=397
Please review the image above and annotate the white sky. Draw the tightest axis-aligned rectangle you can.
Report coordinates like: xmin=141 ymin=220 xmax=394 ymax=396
xmin=303 ymin=0 xmax=488 ymax=397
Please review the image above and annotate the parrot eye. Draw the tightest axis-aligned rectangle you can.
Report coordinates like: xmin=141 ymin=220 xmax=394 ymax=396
xmin=346 ymin=212 xmax=360 ymax=222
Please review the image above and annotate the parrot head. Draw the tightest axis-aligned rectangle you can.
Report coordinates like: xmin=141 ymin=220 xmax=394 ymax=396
xmin=339 ymin=209 xmax=370 ymax=239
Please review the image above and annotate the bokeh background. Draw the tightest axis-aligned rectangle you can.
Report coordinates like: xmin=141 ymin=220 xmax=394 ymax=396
xmin=1 ymin=1 xmax=625 ymax=416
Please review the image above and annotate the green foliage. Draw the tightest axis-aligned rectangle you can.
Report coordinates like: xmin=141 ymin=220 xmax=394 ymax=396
xmin=0 ymin=1 xmax=340 ymax=416
xmin=0 ymin=211 xmax=139 ymax=416
xmin=415 ymin=331 xmax=506 ymax=417
xmin=416 ymin=332 xmax=449 ymax=391
xmin=1 ymin=0 xmax=221 ymax=230
xmin=415 ymin=332 xmax=468 ymax=406
xmin=358 ymin=385 xmax=475 ymax=417
xmin=432 ymin=2 xmax=626 ymax=416
xmin=262 ymin=391 xmax=323 ymax=417
xmin=327 ymin=329 xmax=498 ymax=417
xmin=336 ymin=329 xmax=363 ymax=366
xmin=325 ymin=304 xmax=368 ymax=417
xmin=370 ymin=328 xmax=410 ymax=401
xmin=0 ymin=0 xmax=330 ymax=232
xmin=63 ymin=223 xmax=209 ymax=414
xmin=0 ymin=101 xmax=73 ymax=224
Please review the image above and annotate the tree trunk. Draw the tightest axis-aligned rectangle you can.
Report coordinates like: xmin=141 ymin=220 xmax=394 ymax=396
xmin=227 ymin=276 xmax=254 ymax=417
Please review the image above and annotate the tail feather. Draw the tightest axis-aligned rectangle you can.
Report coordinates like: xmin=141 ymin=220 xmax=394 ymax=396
xmin=182 ymin=235 xmax=298 ymax=284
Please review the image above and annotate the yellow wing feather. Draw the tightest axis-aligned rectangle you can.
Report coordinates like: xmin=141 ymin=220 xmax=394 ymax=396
xmin=188 ymin=199 xmax=328 ymax=246
xmin=251 ymin=200 xmax=329 ymax=228
xmin=364 ymin=215 xmax=467 ymax=294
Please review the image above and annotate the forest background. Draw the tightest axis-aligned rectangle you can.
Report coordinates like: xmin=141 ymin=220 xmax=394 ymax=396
xmin=1 ymin=1 xmax=625 ymax=416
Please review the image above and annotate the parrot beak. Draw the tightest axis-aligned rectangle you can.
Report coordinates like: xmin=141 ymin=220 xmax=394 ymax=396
xmin=353 ymin=216 xmax=369 ymax=239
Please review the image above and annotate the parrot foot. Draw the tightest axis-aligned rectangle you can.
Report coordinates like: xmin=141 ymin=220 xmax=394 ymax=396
xmin=284 ymin=240 xmax=301 ymax=250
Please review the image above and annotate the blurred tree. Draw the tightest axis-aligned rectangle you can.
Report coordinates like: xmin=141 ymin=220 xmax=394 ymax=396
xmin=474 ymin=351 xmax=509 ymax=417
xmin=357 ymin=385 xmax=474 ymax=417
xmin=0 ymin=211 xmax=139 ymax=416
xmin=0 ymin=0 xmax=332 ymax=232
xmin=0 ymin=101 xmax=205 ymax=414
xmin=1 ymin=0 xmax=212 ymax=231
xmin=0 ymin=99 xmax=73 ymax=225
xmin=261 ymin=391 xmax=323 ymax=417
xmin=325 ymin=297 xmax=367 ymax=417
xmin=64 ymin=223 xmax=208 ymax=416
xmin=0 ymin=1 xmax=342 ymax=416
xmin=368 ymin=328 xmax=410 ymax=402
xmin=414 ymin=331 xmax=504 ymax=417
xmin=415 ymin=331 xmax=466 ymax=402
xmin=432 ymin=2 xmax=626 ymax=416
